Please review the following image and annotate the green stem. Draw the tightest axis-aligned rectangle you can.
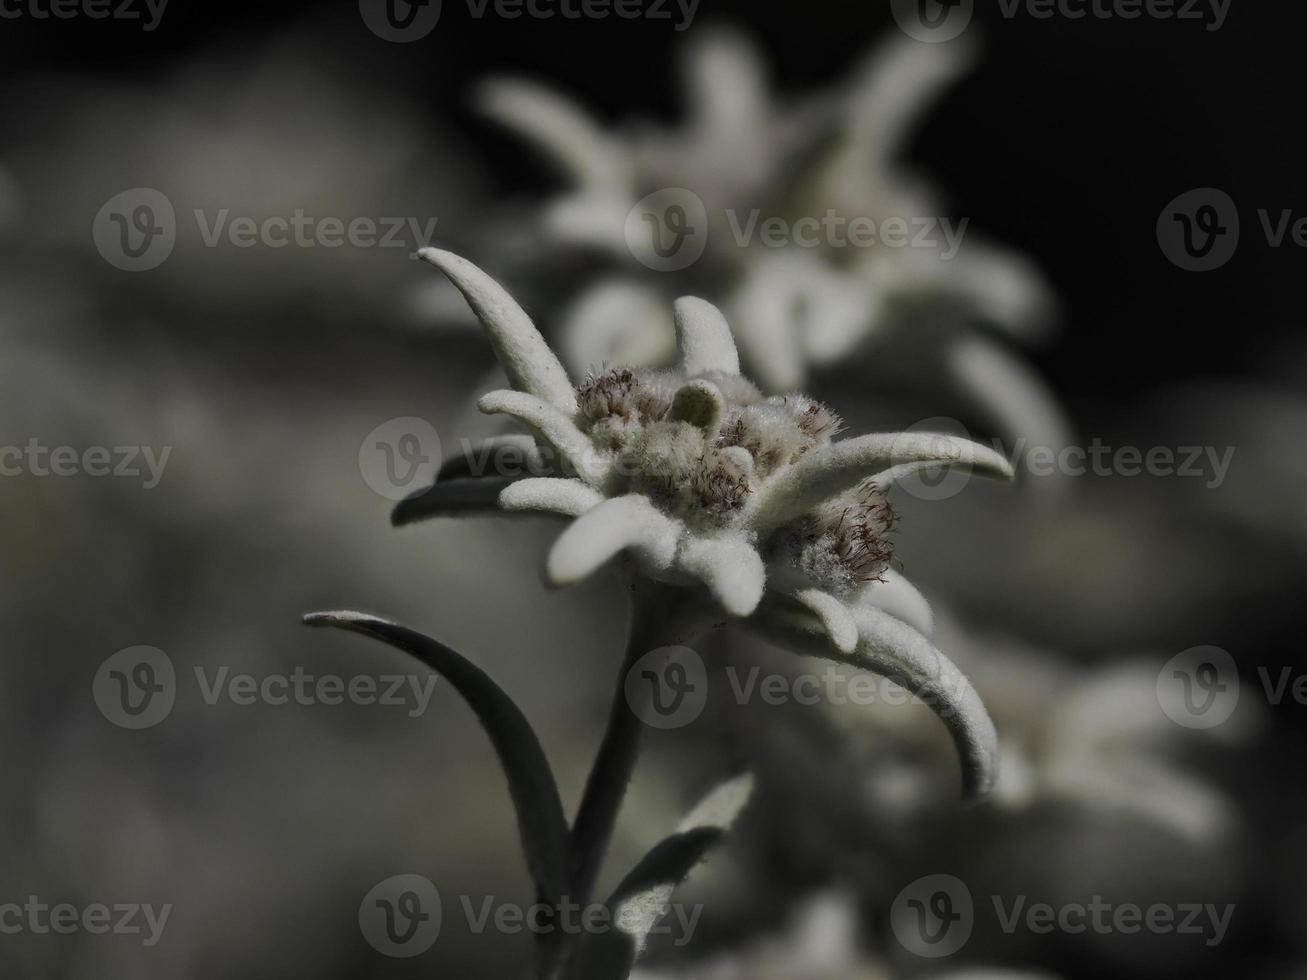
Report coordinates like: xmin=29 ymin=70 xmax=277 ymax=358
xmin=551 ymin=585 xmax=694 ymax=979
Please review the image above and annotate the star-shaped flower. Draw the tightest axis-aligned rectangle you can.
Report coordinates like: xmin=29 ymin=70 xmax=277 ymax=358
xmin=471 ymin=30 xmax=1068 ymax=454
xmin=398 ymin=248 xmax=1013 ymax=798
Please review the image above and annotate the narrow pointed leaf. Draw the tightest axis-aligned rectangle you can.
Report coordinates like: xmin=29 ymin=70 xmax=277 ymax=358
xmin=749 ymin=432 xmax=1014 ymax=531
xmin=751 ymin=602 xmax=998 ymax=799
xmin=417 ymin=249 xmax=578 ymax=413
xmin=573 ymin=774 xmax=754 ymax=980
xmin=391 ymin=477 xmax=513 ymax=527
xmin=437 ymin=434 xmax=551 ymax=482
xmin=302 ymin=612 xmax=570 ymax=901
xmin=479 ymin=389 xmax=610 ymax=487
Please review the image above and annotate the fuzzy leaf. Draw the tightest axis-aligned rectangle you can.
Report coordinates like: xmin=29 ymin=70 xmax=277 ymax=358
xmin=417 ymin=249 xmax=578 ymax=414
xmin=391 ymin=477 xmax=513 ymax=527
xmin=436 ymin=434 xmax=550 ymax=482
xmin=479 ymin=389 xmax=611 ymax=487
xmin=856 ymin=569 xmax=934 ymax=638
xmin=302 ymin=611 xmax=570 ymax=903
xmin=748 ymin=431 xmax=1014 ymax=532
xmin=751 ymin=602 xmax=998 ymax=799
xmin=573 ymin=774 xmax=754 ymax=980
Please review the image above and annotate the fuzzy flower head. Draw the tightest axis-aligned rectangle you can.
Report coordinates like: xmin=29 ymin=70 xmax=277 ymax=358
xmin=401 ymin=250 xmax=1013 ymax=797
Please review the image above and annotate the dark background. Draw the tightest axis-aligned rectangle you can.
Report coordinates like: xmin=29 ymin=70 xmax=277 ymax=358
xmin=2 ymin=0 xmax=1301 ymax=394
xmin=1 ymin=2 xmax=1304 ymax=979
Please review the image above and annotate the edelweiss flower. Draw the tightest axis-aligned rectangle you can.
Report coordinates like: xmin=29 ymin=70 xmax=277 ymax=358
xmin=473 ymin=31 xmax=1068 ymax=454
xmin=398 ymin=249 xmax=1013 ymax=798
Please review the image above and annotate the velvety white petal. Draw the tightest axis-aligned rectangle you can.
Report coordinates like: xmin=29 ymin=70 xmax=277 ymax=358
xmin=728 ymin=260 xmax=807 ymax=391
xmin=675 ymin=534 xmax=765 ymax=618
xmin=417 ymin=249 xmax=578 ymax=413
xmin=856 ymin=569 xmax=934 ymax=638
xmin=730 ymin=253 xmax=878 ymax=382
xmin=1043 ymin=755 xmax=1235 ymax=845
xmin=749 ymin=432 xmax=1014 ymax=531
xmin=558 ymin=280 xmax=675 ymax=376
xmin=391 ymin=478 xmax=512 ymax=526
xmin=680 ymin=28 xmax=769 ymax=148
xmin=674 ymin=296 xmax=740 ymax=377
xmin=936 ymin=240 xmax=1057 ymax=341
xmin=790 ymin=588 xmax=858 ymax=654
xmin=796 ymin=270 xmax=883 ymax=367
xmin=478 ymin=390 xmax=609 ymax=487
xmin=833 ymin=34 xmax=975 ymax=181
xmin=475 ymin=78 xmax=629 ymax=192
xmin=750 ymin=599 xmax=999 ymax=799
xmin=546 ymin=495 xmax=680 ymax=586
xmin=542 ymin=192 xmax=631 ymax=254
xmin=498 ymin=478 xmax=604 ymax=518
xmin=945 ymin=334 xmax=1074 ymax=463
